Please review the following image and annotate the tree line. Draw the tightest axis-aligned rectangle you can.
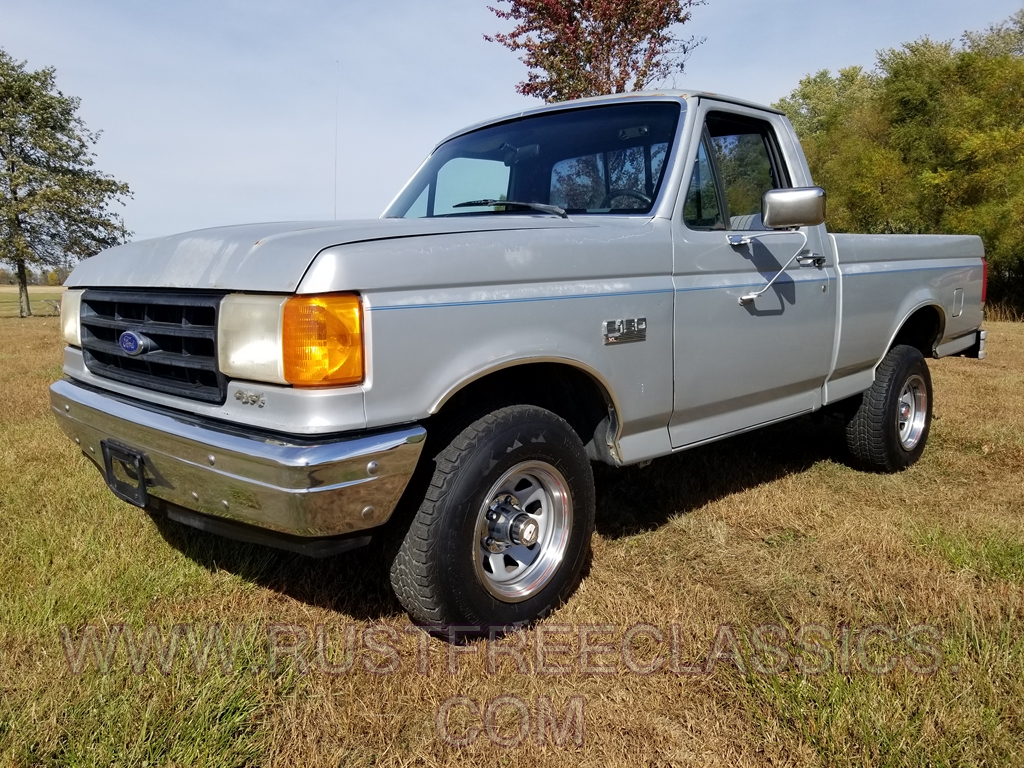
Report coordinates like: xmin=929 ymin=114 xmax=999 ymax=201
xmin=774 ymin=10 xmax=1024 ymax=311
xmin=0 ymin=265 xmax=68 ymax=286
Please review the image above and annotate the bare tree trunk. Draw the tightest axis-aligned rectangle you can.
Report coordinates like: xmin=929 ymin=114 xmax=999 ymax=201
xmin=16 ymin=258 xmax=31 ymax=317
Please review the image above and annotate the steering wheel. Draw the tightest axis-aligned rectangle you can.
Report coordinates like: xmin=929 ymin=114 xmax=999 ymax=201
xmin=599 ymin=189 xmax=652 ymax=208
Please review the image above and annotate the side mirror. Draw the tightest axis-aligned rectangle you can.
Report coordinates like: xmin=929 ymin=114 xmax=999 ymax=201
xmin=762 ymin=187 xmax=826 ymax=229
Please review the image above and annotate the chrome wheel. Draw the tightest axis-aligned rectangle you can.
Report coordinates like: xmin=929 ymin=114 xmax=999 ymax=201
xmin=473 ymin=460 xmax=572 ymax=603
xmin=897 ymin=373 xmax=928 ymax=450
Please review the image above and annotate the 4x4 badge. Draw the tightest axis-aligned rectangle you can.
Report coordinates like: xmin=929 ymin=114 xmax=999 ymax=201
xmin=234 ymin=389 xmax=266 ymax=408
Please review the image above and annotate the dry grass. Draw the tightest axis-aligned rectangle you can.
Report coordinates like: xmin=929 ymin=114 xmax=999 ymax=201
xmin=1 ymin=317 xmax=1022 ymax=767
xmin=985 ymin=303 xmax=1024 ymax=323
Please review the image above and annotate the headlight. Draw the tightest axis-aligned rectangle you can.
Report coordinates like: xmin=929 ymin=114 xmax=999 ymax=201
xmin=217 ymin=293 xmax=363 ymax=387
xmin=218 ymin=294 xmax=289 ymax=384
xmin=61 ymin=289 xmax=84 ymax=347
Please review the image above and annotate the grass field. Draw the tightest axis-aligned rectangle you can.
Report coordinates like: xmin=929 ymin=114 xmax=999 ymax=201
xmin=0 ymin=285 xmax=66 ymax=319
xmin=1 ymin=316 xmax=1022 ymax=767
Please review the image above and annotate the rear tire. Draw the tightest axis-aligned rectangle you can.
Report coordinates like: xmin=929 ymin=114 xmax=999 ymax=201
xmin=388 ymin=405 xmax=595 ymax=632
xmin=845 ymin=344 xmax=933 ymax=472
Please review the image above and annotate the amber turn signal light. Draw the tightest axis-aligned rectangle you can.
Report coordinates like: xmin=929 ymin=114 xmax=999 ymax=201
xmin=282 ymin=294 xmax=363 ymax=386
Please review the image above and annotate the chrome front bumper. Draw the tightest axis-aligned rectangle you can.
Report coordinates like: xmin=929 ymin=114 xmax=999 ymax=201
xmin=50 ymin=378 xmax=426 ymax=537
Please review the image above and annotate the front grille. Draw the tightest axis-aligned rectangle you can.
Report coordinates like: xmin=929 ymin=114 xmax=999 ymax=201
xmin=80 ymin=290 xmax=227 ymax=404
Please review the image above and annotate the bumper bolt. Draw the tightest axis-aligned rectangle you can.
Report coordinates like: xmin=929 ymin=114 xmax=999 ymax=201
xmin=208 ymin=455 xmax=216 ymax=466
xmin=366 ymin=461 xmax=379 ymax=476
xmin=361 ymin=505 xmax=375 ymax=519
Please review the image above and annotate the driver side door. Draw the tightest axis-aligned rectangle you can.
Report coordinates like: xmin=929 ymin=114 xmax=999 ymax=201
xmin=669 ymin=102 xmax=837 ymax=448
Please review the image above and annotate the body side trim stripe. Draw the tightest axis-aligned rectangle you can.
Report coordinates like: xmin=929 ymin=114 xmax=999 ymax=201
xmin=368 ymin=288 xmax=674 ymax=311
xmin=367 ymin=262 xmax=968 ymax=312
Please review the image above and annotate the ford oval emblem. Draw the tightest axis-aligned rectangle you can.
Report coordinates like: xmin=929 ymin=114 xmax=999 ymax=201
xmin=118 ymin=331 xmax=146 ymax=356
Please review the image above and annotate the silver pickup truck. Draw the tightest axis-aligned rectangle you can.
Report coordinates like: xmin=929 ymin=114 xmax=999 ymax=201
xmin=52 ymin=91 xmax=986 ymax=629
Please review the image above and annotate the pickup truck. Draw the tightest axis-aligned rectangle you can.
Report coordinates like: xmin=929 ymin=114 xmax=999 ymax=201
xmin=52 ymin=90 xmax=987 ymax=630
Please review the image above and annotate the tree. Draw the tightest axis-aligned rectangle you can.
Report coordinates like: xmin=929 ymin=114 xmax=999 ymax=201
xmin=774 ymin=11 xmax=1024 ymax=311
xmin=0 ymin=49 xmax=130 ymax=317
xmin=486 ymin=0 xmax=705 ymax=103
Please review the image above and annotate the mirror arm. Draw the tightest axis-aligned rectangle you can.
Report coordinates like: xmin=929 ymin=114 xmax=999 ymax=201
xmin=727 ymin=230 xmax=809 ymax=305
xmin=727 ymin=229 xmax=799 ymax=247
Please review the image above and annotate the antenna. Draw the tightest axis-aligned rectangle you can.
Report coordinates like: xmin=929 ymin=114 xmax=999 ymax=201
xmin=333 ymin=60 xmax=339 ymax=220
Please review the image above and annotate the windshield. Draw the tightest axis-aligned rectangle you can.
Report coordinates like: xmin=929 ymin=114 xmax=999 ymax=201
xmin=384 ymin=101 xmax=682 ymax=218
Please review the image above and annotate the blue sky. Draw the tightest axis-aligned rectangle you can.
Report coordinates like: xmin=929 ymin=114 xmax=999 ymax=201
xmin=3 ymin=0 xmax=1021 ymax=240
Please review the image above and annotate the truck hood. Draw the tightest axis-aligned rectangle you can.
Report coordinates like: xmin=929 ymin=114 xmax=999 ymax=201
xmin=66 ymin=217 xmax=595 ymax=293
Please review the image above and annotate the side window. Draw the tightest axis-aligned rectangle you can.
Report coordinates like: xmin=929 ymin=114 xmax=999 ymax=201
xmin=683 ymin=137 xmax=724 ymax=230
xmin=684 ymin=112 xmax=789 ymax=231
xmin=432 ymin=158 xmax=511 ymax=216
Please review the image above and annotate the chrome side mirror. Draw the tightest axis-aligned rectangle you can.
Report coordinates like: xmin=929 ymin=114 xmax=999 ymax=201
xmin=762 ymin=187 xmax=826 ymax=229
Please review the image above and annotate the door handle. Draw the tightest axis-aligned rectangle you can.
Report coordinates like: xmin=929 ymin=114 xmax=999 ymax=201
xmin=796 ymin=253 xmax=825 ymax=268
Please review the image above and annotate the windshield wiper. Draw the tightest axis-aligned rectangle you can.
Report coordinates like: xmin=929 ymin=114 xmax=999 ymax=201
xmin=452 ymin=199 xmax=568 ymax=219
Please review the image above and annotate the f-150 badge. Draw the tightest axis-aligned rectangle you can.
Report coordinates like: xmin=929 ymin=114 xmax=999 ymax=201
xmin=604 ymin=318 xmax=647 ymax=345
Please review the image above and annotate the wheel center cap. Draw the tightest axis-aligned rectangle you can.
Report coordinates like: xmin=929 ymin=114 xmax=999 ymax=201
xmin=510 ymin=514 xmax=540 ymax=547
xmin=900 ymin=402 xmax=912 ymax=420
xmin=484 ymin=496 xmax=540 ymax=549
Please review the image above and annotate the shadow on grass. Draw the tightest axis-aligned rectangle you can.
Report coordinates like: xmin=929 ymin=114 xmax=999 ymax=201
xmin=149 ymin=412 xmax=849 ymax=619
xmin=149 ymin=513 xmax=405 ymax=621
xmin=593 ymin=412 xmax=849 ymax=538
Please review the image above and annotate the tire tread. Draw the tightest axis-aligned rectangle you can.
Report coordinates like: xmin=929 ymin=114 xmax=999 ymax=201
xmin=845 ymin=344 xmax=931 ymax=472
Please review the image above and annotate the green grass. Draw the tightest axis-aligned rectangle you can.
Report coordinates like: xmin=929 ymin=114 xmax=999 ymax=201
xmin=916 ymin=527 xmax=1024 ymax=582
xmin=0 ymin=285 xmax=65 ymax=318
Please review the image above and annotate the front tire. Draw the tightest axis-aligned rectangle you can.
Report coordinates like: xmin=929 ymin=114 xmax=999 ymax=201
xmin=845 ymin=344 xmax=933 ymax=472
xmin=388 ymin=405 xmax=595 ymax=631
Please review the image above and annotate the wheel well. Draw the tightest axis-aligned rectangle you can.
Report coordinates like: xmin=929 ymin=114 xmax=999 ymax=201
xmin=430 ymin=363 xmax=612 ymax=450
xmin=891 ymin=306 xmax=943 ymax=357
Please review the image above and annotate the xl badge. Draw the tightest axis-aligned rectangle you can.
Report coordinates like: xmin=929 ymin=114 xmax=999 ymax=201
xmin=118 ymin=331 xmax=149 ymax=356
xmin=604 ymin=318 xmax=647 ymax=345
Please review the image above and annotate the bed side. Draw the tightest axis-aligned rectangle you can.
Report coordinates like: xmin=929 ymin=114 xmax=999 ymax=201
xmin=825 ymin=233 xmax=985 ymax=403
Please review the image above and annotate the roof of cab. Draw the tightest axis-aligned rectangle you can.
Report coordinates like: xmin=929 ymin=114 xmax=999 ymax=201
xmin=436 ymin=89 xmax=786 ymax=147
